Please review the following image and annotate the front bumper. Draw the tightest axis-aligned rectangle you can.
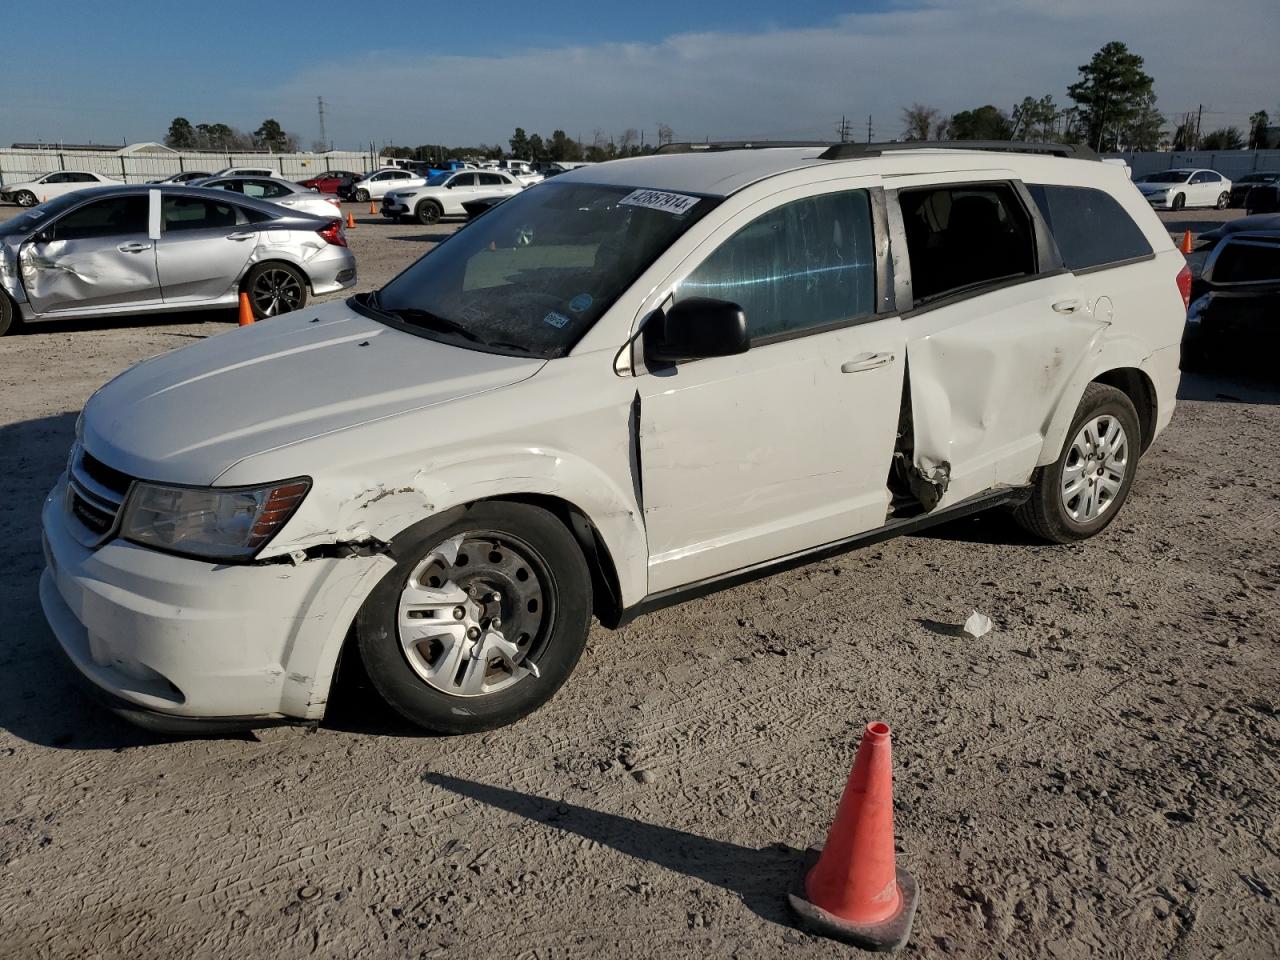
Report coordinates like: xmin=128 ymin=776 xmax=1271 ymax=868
xmin=381 ymin=197 xmax=410 ymax=218
xmin=40 ymin=473 xmax=390 ymax=729
xmin=1143 ymin=193 xmax=1172 ymax=208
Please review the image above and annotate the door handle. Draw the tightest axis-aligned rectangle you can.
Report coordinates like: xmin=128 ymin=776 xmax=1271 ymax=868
xmin=225 ymin=232 xmax=255 ymax=241
xmin=116 ymin=242 xmax=152 ymax=253
xmin=840 ymin=352 xmax=894 ymax=373
xmin=1051 ymin=298 xmax=1084 ymax=315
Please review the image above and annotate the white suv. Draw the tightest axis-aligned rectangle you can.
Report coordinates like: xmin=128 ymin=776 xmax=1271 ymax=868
xmin=382 ymin=169 xmax=525 ymax=224
xmin=41 ymin=143 xmax=1187 ymax=734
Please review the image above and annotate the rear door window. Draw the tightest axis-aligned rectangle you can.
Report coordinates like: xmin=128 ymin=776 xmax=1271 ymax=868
xmin=897 ymin=183 xmax=1037 ymax=306
xmin=1026 ymin=184 xmax=1153 ymax=272
xmin=162 ymin=196 xmax=242 ymax=231
xmin=50 ymin=195 xmax=149 ymax=240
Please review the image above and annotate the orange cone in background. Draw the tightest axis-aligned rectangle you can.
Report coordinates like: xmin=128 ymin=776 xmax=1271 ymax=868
xmin=1180 ymin=230 xmax=1194 ymax=254
xmin=346 ymin=212 xmax=357 ymax=229
xmin=369 ymin=200 xmax=377 ymax=215
xmin=237 ymin=292 xmax=255 ymax=327
xmin=788 ymin=721 xmax=919 ymax=951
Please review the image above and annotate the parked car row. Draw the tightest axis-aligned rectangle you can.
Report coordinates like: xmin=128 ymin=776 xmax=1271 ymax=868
xmin=382 ymin=169 xmax=525 ymax=224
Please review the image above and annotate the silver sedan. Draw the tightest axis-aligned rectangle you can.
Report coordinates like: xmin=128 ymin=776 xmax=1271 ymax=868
xmin=0 ymin=185 xmax=356 ymax=335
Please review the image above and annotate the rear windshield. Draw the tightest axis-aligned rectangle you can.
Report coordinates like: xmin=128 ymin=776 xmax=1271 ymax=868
xmin=362 ymin=181 xmax=719 ymax=358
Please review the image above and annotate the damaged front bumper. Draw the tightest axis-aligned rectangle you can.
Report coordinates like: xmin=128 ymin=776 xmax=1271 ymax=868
xmin=40 ymin=474 xmax=391 ymax=731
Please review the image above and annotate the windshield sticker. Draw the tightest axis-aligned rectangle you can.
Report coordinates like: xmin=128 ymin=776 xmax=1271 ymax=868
xmin=543 ymin=311 xmax=571 ymax=329
xmin=568 ymin=293 xmax=593 ymax=313
xmin=619 ymin=189 xmax=701 ymax=216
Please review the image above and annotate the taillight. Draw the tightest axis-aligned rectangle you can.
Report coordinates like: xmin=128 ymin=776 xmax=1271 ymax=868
xmin=318 ymin=220 xmax=347 ymax=247
xmin=1175 ymin=263 xmax=1192 ymax=310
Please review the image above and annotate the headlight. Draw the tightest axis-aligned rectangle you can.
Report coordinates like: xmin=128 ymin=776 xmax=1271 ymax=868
xmin=120 ymin=478 xmax=310 ymax=560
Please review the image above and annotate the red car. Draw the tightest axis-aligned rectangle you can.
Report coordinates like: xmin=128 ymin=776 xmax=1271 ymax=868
xmin=298 ymin=170 xmax=362 ymax=194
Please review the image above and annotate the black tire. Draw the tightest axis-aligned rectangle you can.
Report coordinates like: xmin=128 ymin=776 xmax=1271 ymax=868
xmin=0 ymin=291 xmax=16 ymax=336
xmin=1013 ymin=383 xmax=1141 ymax=544
xmin=242 ymin=261 xmax=308 ymax=319
xmin=1215 ymin=191 xmax=1230 ymax=210
xmin=416 ymin=200 xmax=442 ymax=225
xmin=354 ymin=188 xmax=370 ymax=203
xmin=1171 ymin=193 xmax=1186 ymax=211
xmin=15 ymin=190 xmax=37 ymax=208
xmin=356 ymin=501 xmax=592 ymax=734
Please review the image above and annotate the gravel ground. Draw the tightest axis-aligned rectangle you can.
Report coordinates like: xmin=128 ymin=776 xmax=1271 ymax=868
xmin=1 ymin=203 xmax=1277 ymax=960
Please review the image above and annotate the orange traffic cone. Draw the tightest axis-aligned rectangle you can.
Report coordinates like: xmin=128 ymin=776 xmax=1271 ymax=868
xmin=789 ymin=721 xmax=919 ymax=951
xmin=369 ymin=200 xmax=377 ymax=215
xmin=1180 ymin=230 xmax=1194 ymax=255
xmin=237 ymin=292 xmax=255 ymax=327
xmin=346 ymin=212 xmax=357 ymax=229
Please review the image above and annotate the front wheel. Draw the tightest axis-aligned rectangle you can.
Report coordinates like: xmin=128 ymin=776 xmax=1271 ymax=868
xmin=416 ymin=200 xmax=442 ymax=225
xmin=356 ymin=502 xmax=592 ymax=734
xmin=15 ymin=190 xmax=37 ymax=207
xmin=1013 ymin=383 xmax=1141 ymax=543
xmin=243 ymin=262 xmax=308 ymax=318
xmin=1215 ymin=191 xmax=1230 ymax=210
xmin=1171 ymin=193 xmax=1186 ymax=211
xmin=354 ymin=188 xmax=370 ymax=203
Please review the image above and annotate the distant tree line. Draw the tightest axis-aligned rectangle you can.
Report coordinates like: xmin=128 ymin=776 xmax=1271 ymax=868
xmin=899 ymin=41 xmax=1273 ymax=153
xmin=382 ymin=124 xmax=677 ymax=164
xmin=164 ymin=117 xmax=301 ymax=152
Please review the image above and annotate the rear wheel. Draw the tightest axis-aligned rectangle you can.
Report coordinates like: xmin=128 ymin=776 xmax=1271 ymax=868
xmin=15 ymin=190 xmax=37 ymax=207
xmin=0 ymin=291 xmax=16 ymax=336
xmin=356 ymin=502 xmax=592 ymax=734
xmin=354 ymin=188 xmax=370 ymax=203
xmin=1014 ymin=384 xmax=1141 ymax=543
xmin=416 ymin=200 xmax=442 ymax=225
xmin=243 ymin=262 xmax=308 ymax=318
xmin=1215 ymin=191 xmax=1230 ymax=210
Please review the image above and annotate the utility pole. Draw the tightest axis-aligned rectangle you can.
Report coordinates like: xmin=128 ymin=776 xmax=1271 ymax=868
xmin=866 ymin=115 xmax=873 ymax=144
xmin=837 ymin=115 xmax=851 ymax=143
xmin=1195 ymin=103 xmax=1203 ymax=148
xmin=317 ymin=96 xmax=327 ymax=150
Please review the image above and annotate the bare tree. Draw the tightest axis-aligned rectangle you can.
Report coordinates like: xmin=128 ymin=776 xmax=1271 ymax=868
xmin=657 ymin=123 xmax=675 ymax=146
xmin=901 ymin=103 xmax=941 ymax=141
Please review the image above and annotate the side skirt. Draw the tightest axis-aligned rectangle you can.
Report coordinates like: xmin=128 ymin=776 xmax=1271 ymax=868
xmin=614 ymin=486 xmax=1029 ymax=627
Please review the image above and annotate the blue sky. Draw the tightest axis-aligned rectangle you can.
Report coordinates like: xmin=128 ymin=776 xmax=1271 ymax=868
xmin=1 ymin=0 xmax=1273 ymax=149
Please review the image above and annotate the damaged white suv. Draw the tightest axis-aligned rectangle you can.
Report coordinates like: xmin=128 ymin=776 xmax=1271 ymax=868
xmin=41 ymin=142 xmax=1188 ymax=734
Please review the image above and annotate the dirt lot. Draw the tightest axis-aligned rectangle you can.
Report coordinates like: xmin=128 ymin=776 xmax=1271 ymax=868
xmin=0 ymin=203 xmax=1276 ymax=960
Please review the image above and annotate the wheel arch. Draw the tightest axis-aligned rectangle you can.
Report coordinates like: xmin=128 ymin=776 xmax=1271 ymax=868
xmin=1039 ymin=348 xmax=1162 ymax=467
xmin=239 ymin=256 xmax=314 ymax=295
xmin=1091 ymin=367 xmax=1157 ymax=453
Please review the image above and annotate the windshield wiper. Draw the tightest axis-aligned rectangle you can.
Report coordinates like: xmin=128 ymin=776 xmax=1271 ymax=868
xmin=376 ymin=303 xmax=485 ymax=344
xmin=484 ymin=340 xmax=533 ymax=353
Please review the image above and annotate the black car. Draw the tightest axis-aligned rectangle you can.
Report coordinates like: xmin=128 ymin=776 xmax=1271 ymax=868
xmin=461 ymin=195 xmax=508 ymax=220
xmin=1227 ymin=171 xmax=1280 ymax=207
xmin=1184 ymin=229 xmax=1280 ymax=368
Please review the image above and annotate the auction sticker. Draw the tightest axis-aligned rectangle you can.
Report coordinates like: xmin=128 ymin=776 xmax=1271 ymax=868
xmin=619 ymin=189 xmax=701 ymax=215
xmin=543 ymin=311 xmax=571 ymax=329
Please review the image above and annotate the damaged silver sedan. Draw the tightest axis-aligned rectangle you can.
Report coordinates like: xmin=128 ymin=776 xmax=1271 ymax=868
xmin=0 ymin=185 xmax=356 ymax=335
xmin=41 ymin=143 xmax=1186 ymax=735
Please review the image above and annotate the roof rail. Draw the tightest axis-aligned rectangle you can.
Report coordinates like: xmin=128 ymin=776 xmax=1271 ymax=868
xmin=653 ymin=140 xmax=833 ymax=154
xmin=818 ymin=141 xmax=1099 ymax=161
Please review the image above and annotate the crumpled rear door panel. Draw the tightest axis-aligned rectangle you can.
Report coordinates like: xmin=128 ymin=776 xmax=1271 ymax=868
xmin=20 ymin=235 xmax=161 ymax=315
xmin=903 ymin=273 xmax=1107 ymax=508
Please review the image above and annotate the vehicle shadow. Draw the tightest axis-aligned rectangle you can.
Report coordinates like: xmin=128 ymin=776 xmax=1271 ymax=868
xmin=16 ymin=308 xmax=236 ymax=336
xmin=384 ymin=232 xmax=457 ymax=244
xmin=1178 ymin=368 xmax=1280 ymax=405
xmin=422 ymin=771 xmax=806 ymax=928
xmin=0 ymin=412 xmax=180 ymax=750
xmin=912 ymin=508 xmax=1043 ymax=547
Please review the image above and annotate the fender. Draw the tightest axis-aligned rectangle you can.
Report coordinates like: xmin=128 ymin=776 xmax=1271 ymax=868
xmin=1037 ymin=329 xmax=1160 ymax=467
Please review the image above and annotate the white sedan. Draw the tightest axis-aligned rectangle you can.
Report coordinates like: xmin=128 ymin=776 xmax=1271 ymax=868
xmin=381 ymin=170 xmax=525 ymax=224
xmin=348 ymin=168 xmax=427 ymax=203
xmin=1134 ymin=169 xmax=1232 ymax=210
xmin=1 ymin=171 xmax=117 ymax=206
xmin=192 ymin=176 xmax=343 ymax=220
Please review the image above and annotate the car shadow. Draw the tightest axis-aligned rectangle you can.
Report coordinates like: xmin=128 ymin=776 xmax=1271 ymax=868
xmin=912 ymin=508 xmax=1044 ymax=547
xmin=421 ymin=771 xmax=806 ymax=928
xmin=1178 ymin=369 xmax=1280 ymax=405
xmin=384 ymin=232 xmax=458 ymax=244
xmin=17 ymin=308 xmax=236 ymax=336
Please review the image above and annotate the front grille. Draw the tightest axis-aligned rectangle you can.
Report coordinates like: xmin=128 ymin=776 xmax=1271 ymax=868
xmin=66 ymin=446 xmax=134 ymax=542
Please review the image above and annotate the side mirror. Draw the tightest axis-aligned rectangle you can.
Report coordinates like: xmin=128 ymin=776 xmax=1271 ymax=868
xmin=644 ymin=297 xmax=749 ymax=364
xmin=33 ymin=229 xmax=53 ymax=244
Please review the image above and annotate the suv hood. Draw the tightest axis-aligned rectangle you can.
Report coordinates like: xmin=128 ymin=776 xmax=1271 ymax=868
xmin=81 ymin=301 xmax=545 ymax=485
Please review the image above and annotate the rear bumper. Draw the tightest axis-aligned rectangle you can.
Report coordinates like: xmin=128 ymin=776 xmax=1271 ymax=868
xmin=304 ymin=245 xmax=358 ymax=296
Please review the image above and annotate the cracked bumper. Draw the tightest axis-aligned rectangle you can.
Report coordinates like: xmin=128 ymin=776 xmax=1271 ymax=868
xmin=40 ymin=475 xmax=390 ymax=728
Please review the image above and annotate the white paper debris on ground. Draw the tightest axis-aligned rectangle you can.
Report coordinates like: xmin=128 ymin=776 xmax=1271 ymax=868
xmin=963 ymin=610 xmax=993 ymax=638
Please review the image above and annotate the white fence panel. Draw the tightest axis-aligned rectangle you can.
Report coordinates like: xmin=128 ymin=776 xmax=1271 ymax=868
xmin=1105 ymin=150 xmax=1280 ymax=179
xmin=0 ymin=149 xmax=387 ymax=187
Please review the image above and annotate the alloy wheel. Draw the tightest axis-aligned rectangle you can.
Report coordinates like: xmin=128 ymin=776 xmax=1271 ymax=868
xmin=397 ymin=532 xmax=551 ymax=697
xmin=250 ymin=268 xmax=304 ymax=317
xmin=1060 ymin=414 xmax=1128 ymax=523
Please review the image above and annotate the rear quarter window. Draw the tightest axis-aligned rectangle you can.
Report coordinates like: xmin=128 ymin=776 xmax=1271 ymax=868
xmin=1027 ymin=184 xmax=1152 ymax=272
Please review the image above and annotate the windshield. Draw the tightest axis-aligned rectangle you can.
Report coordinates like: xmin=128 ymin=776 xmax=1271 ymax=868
xmin=1138 ymin=171 xmax=1192 ymax=184
xmin=424 ymin=173 xmax=451 ymax=186
xmin=361 ymin=181 xmax=718 ymax=358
